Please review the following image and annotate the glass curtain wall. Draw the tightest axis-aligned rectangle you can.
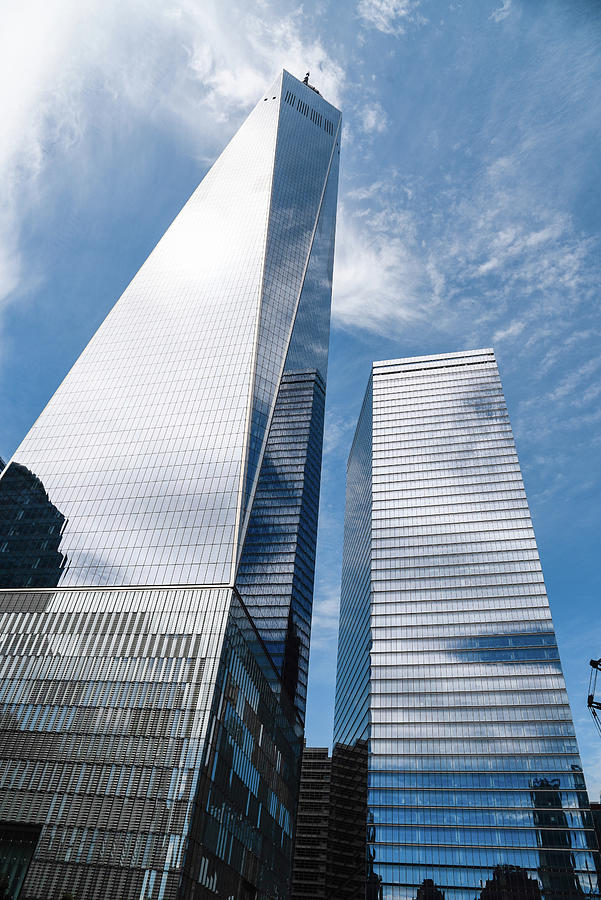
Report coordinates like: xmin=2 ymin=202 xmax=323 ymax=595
xmin=334 ymin=349 xmax=600 ymax=899
xmin=0 ymin=70 xmax=341 ymax=900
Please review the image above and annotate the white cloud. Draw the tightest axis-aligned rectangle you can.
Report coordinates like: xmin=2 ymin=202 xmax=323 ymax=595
xmin=310 ymin=584 xmax=340 ymax=650
xmin=0 ymin=0 xmax=345 ymax=318
xmin=492 ymin=319 xmax=525 ymax=343
xmin=332 ymin=147 xmax=599 ymax=350
xmin=322 ymin=411 xmax=356 ymax=456
xmin=512 ymin=326 xmax=601 ymax=474
xmin=547 ymin=357 xmax=601 ymax=403
xmin=0 ymin=0 xmax=94 ymax=309
xmin=347 ymin=180 xmax=387 ymax=201
xmin=359 ymin=101 xmax=389 ymax=134
xmin=332 ymin=202 xmax=435 ymax=335
xmin=357 ymin=0 xmax=424 ymax=36
xmin=536 ymin=330 xmax=600 ymax=378
xmin=489 ymin=0 xmax=513 ymax=23
xmin=435 ymin=156 xmax=598 ymax=350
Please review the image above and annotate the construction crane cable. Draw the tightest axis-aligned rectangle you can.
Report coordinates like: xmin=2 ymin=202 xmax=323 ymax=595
xmin=588 ymin=658 xmax=601 ymax=735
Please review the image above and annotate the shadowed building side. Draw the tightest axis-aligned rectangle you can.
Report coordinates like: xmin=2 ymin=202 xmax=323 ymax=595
xmin=236 ymin=371 xmax=326 ymax=719
xmin=290 ymin=746 xmax=331 ymax=900
xmin=290 ymin=741 xmax=370 ymax=900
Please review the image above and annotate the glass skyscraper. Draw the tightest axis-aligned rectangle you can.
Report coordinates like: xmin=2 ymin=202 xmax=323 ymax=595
xmin=0 ymin=70 xmax=340 ymax=900
xmin=334 ymin=349 xmax=600 ymax=899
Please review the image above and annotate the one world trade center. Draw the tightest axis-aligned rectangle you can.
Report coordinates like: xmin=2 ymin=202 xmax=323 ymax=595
xmin=0 ymin=70 xmax=341 ymax=900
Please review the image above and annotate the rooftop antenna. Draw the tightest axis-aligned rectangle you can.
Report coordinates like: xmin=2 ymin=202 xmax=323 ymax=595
xmin=301 ymin=71 xmax=321 ymax=95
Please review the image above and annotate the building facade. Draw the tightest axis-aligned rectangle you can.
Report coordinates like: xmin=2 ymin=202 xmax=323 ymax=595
xmin=0 ymin=70 xmax=340 ymax=900
xmin=290 ymin=746 xmax=331 ymax=900
xmin=333 ymin=349 xmax=600 ymax=899
xmin=290 ymin=741 xmax=369 ymax=900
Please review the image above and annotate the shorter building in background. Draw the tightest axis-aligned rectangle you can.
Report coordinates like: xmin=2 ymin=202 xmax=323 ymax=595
xmin=291 ymin=747 xmax=331 ymax=899
xmin=330 ymin=741 xmax=371 ymax=900
xmin=330 ymin=349 xmax=600 ymax=899
xmin=416 ymin=879 xmax=446 ymax=900
xmin=291 ymin=741 xmax=369 ymax=900
xmin=479 ymin=865 xmax=542 ymax=899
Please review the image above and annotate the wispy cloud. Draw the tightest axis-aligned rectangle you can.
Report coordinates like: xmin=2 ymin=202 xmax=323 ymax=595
xmin=332 ymin=201 xmax=434 ymax=335
xmin=347 ymin=180 xmax=387 ymax=201
xmin=323 ymin=411 xmax=356 ymax=457
xmin=310 ymin=584 xmax=341 ymax=650
xmin=332 ymin=150 xmax=600 ymax=349
xmin=492 ymin=319 xmax=526 ymax=343
xmin=344 ymin=129 xmax=597 ymax=353
xmin=547 ymin=358 xmax=601 ymax=403
xmin=357 ymin=0 xmax=425 ymax=35
xmin=0 ymin=0 xmax=345 ymax=325
xmin=489 ymin=0 xmax=513 ymax=24
xmin=359 ymin=101 xmax=389 ymax=134
xmin=0 ymin=0 xmax=93 ymax=310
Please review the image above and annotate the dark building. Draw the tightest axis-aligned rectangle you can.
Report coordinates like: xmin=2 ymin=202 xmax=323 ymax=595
xmin=0 ymin=463 xmax=67 ymax=588
xmin=531 ymin=777 xmax=587 ymax=896
xmin=478 ymin=865 xmax=542 ymax=899
xmin=416 ymin=880 xmax=445 ymax=900
xmin=291 ymin=747 xmax=331 ymax=900
xmin=291 ymin=741 xmax=369 ymax=900
xmin=591 ymin=803 xmax=601 ymax=845
xmin=590 ymin=802 xmax=601 ymax=887
xmin=329 ymin=741 xmax=370 ymax=900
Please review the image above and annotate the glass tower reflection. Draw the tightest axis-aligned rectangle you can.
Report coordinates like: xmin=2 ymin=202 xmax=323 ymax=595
xmin=333 ymin=349 xmax=600 ymax=899
xmin=0 ymin=70 xmax=340 ymax=900
xmin=0 ymin=463 xmax=67 ymax=588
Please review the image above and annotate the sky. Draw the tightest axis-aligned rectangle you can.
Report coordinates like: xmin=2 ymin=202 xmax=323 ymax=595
xmin=1 ymin=0 xmax=601 ymax=795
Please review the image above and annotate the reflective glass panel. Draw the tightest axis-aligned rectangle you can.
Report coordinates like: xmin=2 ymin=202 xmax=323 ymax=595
xmin=334 ymin=349 xmax=600 ymax=899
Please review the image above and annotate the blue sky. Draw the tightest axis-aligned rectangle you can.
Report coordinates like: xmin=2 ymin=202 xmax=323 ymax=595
xmin=1 ymin=0 xmax=600 ymax=795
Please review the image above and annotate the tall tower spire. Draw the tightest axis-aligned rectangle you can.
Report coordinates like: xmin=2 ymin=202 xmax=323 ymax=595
xmin=0 ymin=71 xmax=341 ymax=900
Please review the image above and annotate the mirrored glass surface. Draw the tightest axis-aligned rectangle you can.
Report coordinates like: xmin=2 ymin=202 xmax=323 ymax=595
xmin=0 ymin=71 xmax=341 ymax=595
xmin=334 ymin=350 xmax=600 ymax=899
xmin=0 ymin=69 xmax=341 ymax=900
xmin=236 ymin=136 xmax=339 ymax=719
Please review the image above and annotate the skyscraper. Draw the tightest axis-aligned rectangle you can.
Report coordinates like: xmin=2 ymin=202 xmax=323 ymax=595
xmin=0 ymin=70 xmax=340 ymax=900
xmin=334 ymin=349 xmax=600 ymax=899
xmin=290 ymin=740 xmax=369 ymax=900
xmin=290 ymin=746 xmax=331 ymax=899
